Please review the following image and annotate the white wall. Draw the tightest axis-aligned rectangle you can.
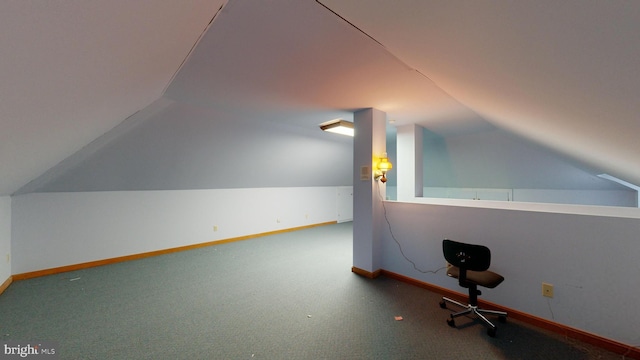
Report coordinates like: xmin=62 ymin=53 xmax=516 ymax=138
xmin=336 ymin=186 xmax=353 ymax=223
xmin=352 ymin=108 xmax=386 ymax=273
xmin=412 ymin=128 xmax=639 ymax=207
xmin=420 ymin=187 xmax=636 ymax=207
xmin=21 ymin=100 xmax=354 ymax=193
xmin=0 ymin=196 xmax=11 ymax=283
xmin=379 ymin=199 xmax=640 ymax=345
xmin=11 ymin=187 xmax=345 ymax=275
xmin=513 ymin=188 xmax=637 ymax=207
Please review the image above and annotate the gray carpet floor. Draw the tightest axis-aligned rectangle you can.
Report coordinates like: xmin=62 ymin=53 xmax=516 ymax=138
xmin=0 ymin=222 xmax=624 ymax=359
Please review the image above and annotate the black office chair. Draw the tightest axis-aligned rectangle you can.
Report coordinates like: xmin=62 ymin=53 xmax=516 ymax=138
xmin=439 ymin=239 xmax=507 ymax=337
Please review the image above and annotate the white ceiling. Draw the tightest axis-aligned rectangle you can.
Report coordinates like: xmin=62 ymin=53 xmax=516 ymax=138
xmin=0 ymin=0 xmax=225 ymax=195
xmin=320 ymin=0 xmax=640 ymax=185
xmin=2 ymin=0 xmax=640 ymax=195
xmin=165 ymin=0 xmax=486 ymax=131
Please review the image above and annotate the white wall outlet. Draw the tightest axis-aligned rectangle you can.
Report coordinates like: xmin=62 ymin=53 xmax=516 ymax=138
xmin=213 ymin=225 xmax=218 ymax=232
xmin=5 ymin=254 xmax=9 ymax=263
xmin=542 ymin=282 xmax=554 ymax=298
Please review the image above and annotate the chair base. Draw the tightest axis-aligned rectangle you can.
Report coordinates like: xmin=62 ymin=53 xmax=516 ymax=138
xmin=440 ymin=296 xmax=508 ymax=337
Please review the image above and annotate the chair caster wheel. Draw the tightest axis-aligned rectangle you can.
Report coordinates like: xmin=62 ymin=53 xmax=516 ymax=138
xmin=487 ymin=327 xmax=497 ymax=337
xmin=439 ymin=301 xmax=447 ymax=309
xmin=498 ymin=315 xmax=507 ymax=323
xmin=446 ymin=318 xmax=455 ymax=327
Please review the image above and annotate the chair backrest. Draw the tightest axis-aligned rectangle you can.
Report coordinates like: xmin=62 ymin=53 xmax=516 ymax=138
xmin=442 ymin=239 xmax=491 ymax=272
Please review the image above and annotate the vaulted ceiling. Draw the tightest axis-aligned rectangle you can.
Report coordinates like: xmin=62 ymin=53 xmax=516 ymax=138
xmin=0 ymin=0 xmax=226 ymax=195
xmin=2 ymin=0 xmax=639 ymax=196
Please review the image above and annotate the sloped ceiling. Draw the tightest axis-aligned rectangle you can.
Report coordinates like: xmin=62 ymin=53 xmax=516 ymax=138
xmin=320 ymin=0 xmax=640 ymax=185
xmin=0 ymin=0 xmax=225 ymax=195
xmin=165 ymin=0 xmax=484 ymax=130
xmin=2 ymin=0 xmax=640 ymax=195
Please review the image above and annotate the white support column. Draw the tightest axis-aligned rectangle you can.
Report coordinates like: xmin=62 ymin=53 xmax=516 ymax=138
xmin=352 ymin=108 xmax=386 ymax=276
xmin=396 ymin=124 xmax=423 ymax=201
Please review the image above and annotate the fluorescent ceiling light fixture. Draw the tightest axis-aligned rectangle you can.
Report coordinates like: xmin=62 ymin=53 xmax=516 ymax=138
xmin=320 ymin=119 xmax=354 ymax=137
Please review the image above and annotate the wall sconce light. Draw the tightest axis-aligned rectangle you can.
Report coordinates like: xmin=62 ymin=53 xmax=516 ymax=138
xmin=374 ymin=153 xmax=393 ymax=183
xmin=319 ymin=119 xmax=354 ymax=137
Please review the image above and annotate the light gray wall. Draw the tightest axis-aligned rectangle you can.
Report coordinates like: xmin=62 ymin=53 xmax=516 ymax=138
xmin=11 ymin=187 xmax=344 ymax=275
xmin=422 ymin=128 xmax=627 ymax=190
xmin=387 ymin=128 xmax=639 ymax=207
xmin=336 ymin=186 xmax=353 ymax=223
xmin=352 ymin=108 xmax=387 ymax=273
xmin=0 ymin=196 xmax=10 ymax=283
xmin=380 ymin=200 xmax=640 ymax=346
xmin=513 ymin=188 xmax=636 ymax=206
xmin=385 ymin=127 xmax=636 ymax=205
xmin=26 ymin=101 xmax=353 ymax=192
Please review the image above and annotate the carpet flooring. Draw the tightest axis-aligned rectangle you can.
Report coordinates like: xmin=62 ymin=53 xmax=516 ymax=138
xmin=0 ymin=222 xmax=624 ymax=359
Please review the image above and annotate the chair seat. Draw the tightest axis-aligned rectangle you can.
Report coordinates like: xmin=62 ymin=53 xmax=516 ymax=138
xmin=447 ymin=266 xmax=504 ymax=288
